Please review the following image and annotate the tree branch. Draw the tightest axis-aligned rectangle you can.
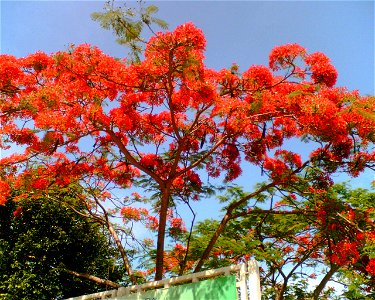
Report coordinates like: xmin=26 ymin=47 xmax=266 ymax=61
xmin=63 ymin=269 xmax=122 ymax=289
xmin=232 ymin=209 xmax=316 ymax=219
xmin=193 ymin=181 xmax=276 ymax=273
xmin=104 ymin=127 xmax=164 ymax=186
xmin=194 ymin=160 xmax=311 ymax=273
xmin=312 ymin=264 xmax=340 ymax=300
xmin=93 ymin=196 xmax=137 ymax=285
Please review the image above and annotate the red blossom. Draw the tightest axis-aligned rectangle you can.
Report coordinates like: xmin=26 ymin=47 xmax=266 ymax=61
xmin=169 ymin=217 xmax=187 ymax=237
xmin=0 ymin=180 xmax=10 ymax=205
xmin=13 ymin=206 xmax=22 ymax=217
xmin=186 ymin=171 xmax=202 ymax=188
xmin=283 ymin=245 xmax=293 ymax=253
xmin=269 ymin=43 xmax=306 ymax=71
xmin=146 ymin=215 xmax=159 ymax=231
xmin=140 ymin=154 xmax=163 ymax=170
xmin=31 ymin=178 xmax=50 ymax=190
xmin=366 ymin=259 xmax=375 ymax=275
xmin=121 ymin=206 xmax=145 ymax=222
xmin=330 ymin=241 xmax=360 ymax=265
xmin=172 ymin=176 xmax=185 ymax=189
xmin=243 ymin=65 xmax=273 ymax=90
xmin=305 ymin=52 xmax=338 ymax=87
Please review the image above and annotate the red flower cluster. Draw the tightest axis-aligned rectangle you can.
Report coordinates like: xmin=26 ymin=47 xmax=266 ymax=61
xmin=0 ymin=180 xmax=10 ymax=205
xmin=330 ymin=241 xmax=360 ymax=265
xmin=366 ymin=259 xmax=375 ymax=275
xmin=146 ymin=215 xmax=159 ymax=231
xmin=305 ymin=52 xmax=338 ymax=87
xmin=243 ymin=65 xmax=273 ymax=90
xmin=31 ymin=178 xmax=50 ymax=190
xmin=121 ymin=206 xmax=148 ymax=222
xmin=168 ymin=217 xmax=187 ymax=237
xmin=139 ymin=154 xmax=163 ymax=171
xmin=269 ymin=43 xmax=306 ymax=71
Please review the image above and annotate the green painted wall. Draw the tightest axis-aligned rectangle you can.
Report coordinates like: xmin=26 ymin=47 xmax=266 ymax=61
xmin=117 ymin=275 xmax=237 ymax=300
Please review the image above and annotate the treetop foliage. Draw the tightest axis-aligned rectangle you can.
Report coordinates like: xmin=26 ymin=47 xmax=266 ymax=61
xmin=91 ymin=0 xmax=168 ymax=62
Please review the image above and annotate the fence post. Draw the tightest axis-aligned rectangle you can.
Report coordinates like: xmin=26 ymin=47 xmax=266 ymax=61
xmin=248 ymin=260 xmax=261 ymax=300
xmin=239 ymin=263 xmax=249 ymax=300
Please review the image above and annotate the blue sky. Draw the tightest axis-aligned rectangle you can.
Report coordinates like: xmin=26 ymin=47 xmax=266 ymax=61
xmin=1 ymin=1 xmax=374 ymax=95
xmin=1 ymin=1 xmax=374 ymax=216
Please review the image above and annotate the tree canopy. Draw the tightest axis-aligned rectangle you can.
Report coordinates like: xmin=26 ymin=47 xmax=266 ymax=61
xmin=0 ymin=20 xmax=374 ymax=297
xmin=0 ymin=189 xmax=123 ymax=299
xmin=179 ymin=183 xmax=375 ymax=299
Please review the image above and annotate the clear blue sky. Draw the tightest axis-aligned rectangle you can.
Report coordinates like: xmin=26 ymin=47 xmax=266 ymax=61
xmin=1 ymin=1 xmax=374 ymax=95
xmin=1 ymin=1 xmax=374 ymax=218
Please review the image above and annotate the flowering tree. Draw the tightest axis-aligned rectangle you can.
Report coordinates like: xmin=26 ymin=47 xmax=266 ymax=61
xmin=0 ymin=23 xmax=374 ymax=284
xmin=176 ymin=184 xmax=375 ymax=299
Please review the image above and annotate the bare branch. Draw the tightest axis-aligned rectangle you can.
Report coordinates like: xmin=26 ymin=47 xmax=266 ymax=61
xmin=62 ymin=269 xmax=122 ymax=289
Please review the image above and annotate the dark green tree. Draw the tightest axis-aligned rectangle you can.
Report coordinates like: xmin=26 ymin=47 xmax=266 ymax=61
xmin=0 ymin=190 xmax=123 ymax=300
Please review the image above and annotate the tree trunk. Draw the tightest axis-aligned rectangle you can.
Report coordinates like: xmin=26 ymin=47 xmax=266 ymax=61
xmin=194 ymin=213 xmax=232 ymax=273
xmin=275 ymin=292 xmax=283 ymax=300
xmin=312 ymin=265 xmax=339 ymax=300
xmin=275 ymin=281 xmax=288 ymax=300
xmin=155 ymin=187 xmax=170 ymax=280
